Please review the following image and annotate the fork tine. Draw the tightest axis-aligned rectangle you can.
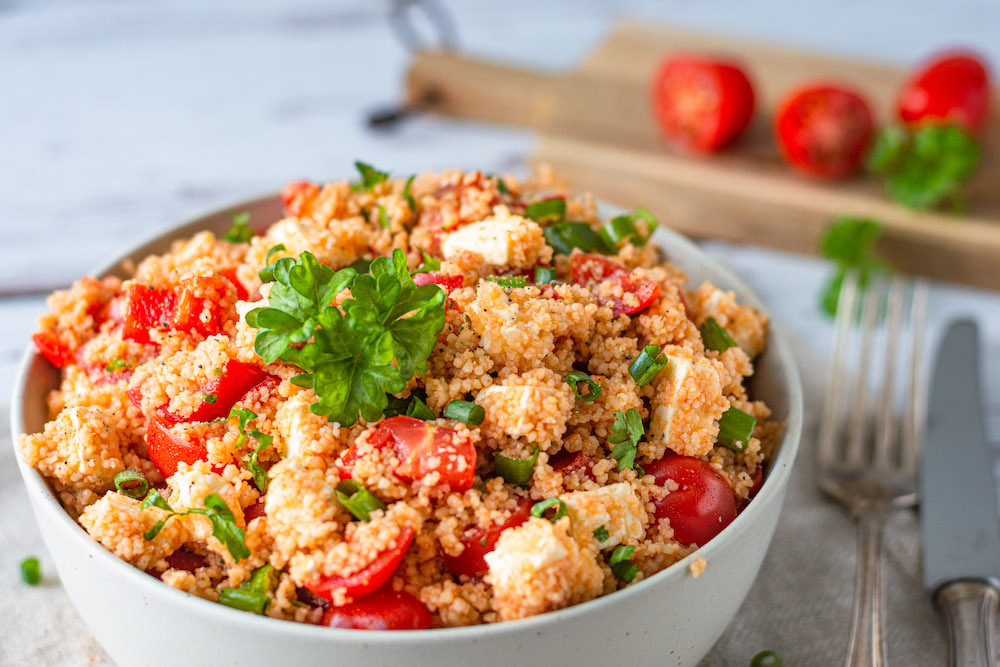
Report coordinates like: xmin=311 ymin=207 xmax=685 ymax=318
xmin=845 ymin=275 xmax=884 ymax=466
xmin=818 ymin=270 xmax=859 ymax=465
xmin=873 ymin=277 xmax=906 ymax=470
xmin=900 ymin=281 xmax=929 ymax=475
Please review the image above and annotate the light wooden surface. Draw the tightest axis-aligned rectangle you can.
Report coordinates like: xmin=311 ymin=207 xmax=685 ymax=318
xmin=408 ymin=22 xmax=1000 ymax=290
xmin=2 ymin=2 xmax=1000 ymax=665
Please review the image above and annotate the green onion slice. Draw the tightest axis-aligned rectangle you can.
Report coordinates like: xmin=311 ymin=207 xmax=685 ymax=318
xmin=243 ymin=564 xmax=275 ymax=595
xmin=218 ymin=587 xmax=269 ymax=615
xmin=533 ymin=266 xmax=555 ymax=285
xmin=486 ymin=276 xmax=527 ymax=289
xmin=405 ymin=396 xmax=436 ymax=421
xmin=494 ymin=446 xmax=539 ymax=485
xmin=530 ymin=498 xmax=568 ymax=523
xmin=628 ymin=345 xmax=668 ymax=387
xmin=750 ymin=651 xmax=783 ymax=667
xmin=444 ymin=400 xmax=485 ymax=426
xmin=335 ymin=480 xmax=387 ymax=522
xmin=700 ymin=317 xmax=737 ymax=353
xmin=524 ymin=198 xmax=566 ymax=224
xmin=609 ymin=545 xmax=638 ymax=582
xmin=565 ymin=371 xmax=601 ymax=402
xmin=20 ymin=557 xmax=41 ymax=586
xmin=543 ymin=222 xmax=609 ymax=255
xmin=598 ymin=207 xmax=658 ymax=248
xmin=114 ymin=469 xmax=150 ymax=500
xmin=717 ymin=406 xmax=757 ymax=452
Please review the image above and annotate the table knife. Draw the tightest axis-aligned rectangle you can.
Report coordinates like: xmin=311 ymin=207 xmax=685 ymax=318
xmin=921 ymin=319 xmax=1000 ymax=667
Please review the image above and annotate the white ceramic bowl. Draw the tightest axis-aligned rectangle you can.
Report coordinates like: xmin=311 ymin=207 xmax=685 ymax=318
xmin=12 ymin=195 xmax=802 ymax=667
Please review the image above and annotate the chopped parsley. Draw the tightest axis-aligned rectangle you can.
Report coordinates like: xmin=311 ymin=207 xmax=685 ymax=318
xmin=228 ymin=407 xmax=273 ymax=493
xmin=818 ymin=217 xmax=888 ymax=318
xmin=609 ymin=545 xmax=637 ymax=582
xmin=351 ymin=161 xmax=390 ymax=193
xmin=593 ymin=525 xmax=610 ymax=543
xmin=609 ymin=408 xmax=643 ymax=473
xmin=104 ymin=357 xmax=132 ymax=373
xmin=247 ymin=249 xmax=445 ymax=427
xmin=377 ymin=204 xmax=390 ymax=229
xmin=403 ymin=174 xmax=417 ymax=211
xmin=223 ymin=211 xmax=254 ymax=243
xmin=141 ymin=490 xmax=249 ymax=561
xmin=410 ymin=249 xmax=441 ymax=275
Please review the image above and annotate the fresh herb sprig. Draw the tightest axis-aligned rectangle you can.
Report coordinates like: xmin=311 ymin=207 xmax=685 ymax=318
xmin=224 ymin=211 xmax=254 ymax=243
xmin=228 ymin=407 xmax=273 ymax=493
xmin=818 ymin=217 xmax=888 ymax=318
xmin=868 ymin=124 xmax=980 ymax=211
xmin=351 ymin=161 xmax=390 ymax=193
xmin=609 ymin=408 xmax=644 ymax=473
xmin=141 ymin=490 xmax=249 ymax=561
xmin=247 ymin=249 xmax=445 ymax=427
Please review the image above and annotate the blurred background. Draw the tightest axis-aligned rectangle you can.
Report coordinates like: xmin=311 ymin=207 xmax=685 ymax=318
xmin=2 ymin=1 xmax=999 ymax=664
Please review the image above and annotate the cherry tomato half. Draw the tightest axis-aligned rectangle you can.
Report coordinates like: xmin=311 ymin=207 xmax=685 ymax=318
xmin=775 ymin=84 xmax=874 ymax=179
xmin=569 ymin=252 xmax=660 ymax=317
xmin=651 ymin=56 xmax=756 ymax=152
xmin=898 ymin=52 xmax=991 ymax=133
xmin=339 ymin=416 xmax=477 ymax=491
xmin=320 ymin=588 xmax=433 ymax=631
xmin=645 ymin=453 xmax=737 ymax=546
xmin=306 ymin=525 xmax=415 ymax=603
xmin=442 ymin=499 xmax=532 ymax=577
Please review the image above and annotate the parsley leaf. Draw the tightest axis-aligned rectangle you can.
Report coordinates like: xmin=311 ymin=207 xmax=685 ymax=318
xmin=188 ymin=494 xmax=251 ymax=561
xmin=351 ymin=161 xmax=390 ymax=193
xmin=593 ymin=525 xmax=610 ymax=543
xmin=224 ymin=211 xmax=254 ymax=243
xmin=104 ymin=357 xmax=132 ymax=373
xmin=410 ymin=249 xmax=441 ymax=275
xmin=609 ymin=408 xmax=643 ymax=472
xmin=224 ymin=406 xmax=273 ymax=493
xmin=248 ymin=249 xmax=445 ymax=427
xmin=377 ymin=204 xmax=390 ymax=229
xmin=868 ymin=124 xmax=980 ymax=211
xmin=403 ymin=175 xmax=417 ymax=211
xmin=818 ymin=217 xmax=888 ymax=318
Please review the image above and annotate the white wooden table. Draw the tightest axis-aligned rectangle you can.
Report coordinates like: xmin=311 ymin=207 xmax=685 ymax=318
xmin=2 ymin=1 xmax=999 ymax=665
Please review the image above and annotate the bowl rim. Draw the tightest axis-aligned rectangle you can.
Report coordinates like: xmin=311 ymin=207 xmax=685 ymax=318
xmin=10 ymin=191 xmax=804 ymax=642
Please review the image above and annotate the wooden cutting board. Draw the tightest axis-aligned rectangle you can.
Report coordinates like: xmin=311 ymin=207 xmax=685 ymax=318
xmin=406 ymin=21 xmax=1000 ymax=291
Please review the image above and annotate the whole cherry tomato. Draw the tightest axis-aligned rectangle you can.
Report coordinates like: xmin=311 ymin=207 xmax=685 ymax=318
xmin=645 ymin=453 xmax=736 ymax=546
xmin=775 ymin=84 xmax=874 ymax=179
xmin=320 ymin=587 xmax=433 ymax=630
xmin=897 ymin=52 xmax=991 ymax=133
xmin=651 ymin=56 xmax=756 ymax=152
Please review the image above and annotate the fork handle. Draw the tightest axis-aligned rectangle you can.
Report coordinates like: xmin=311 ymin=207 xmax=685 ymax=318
xmin=845 ymin=513 xmax=887 ymax=667
xmin=934 ymin=579 xmax=1000 ymax=667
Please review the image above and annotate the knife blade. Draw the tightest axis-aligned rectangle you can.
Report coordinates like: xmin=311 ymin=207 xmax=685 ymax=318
xmin=921 ymin=318 xmax=1000 ymax=667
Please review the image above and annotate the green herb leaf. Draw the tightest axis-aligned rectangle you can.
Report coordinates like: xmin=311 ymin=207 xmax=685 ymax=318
xmin=609 ymin=545 xmax=637 ymax=582
xmin=187 ymin=493 xmax=250 ymax=561
xmin=377 ymin=204 xmax=390 ymax=229
xmin=335 ymin=480 xmax=387 ymax=522
xmin=868 ymin=124 xmax=980 ymax=211
xmin=244 ymin=564 xmax=275 ymax=595
xmin=352 ymin=161 xmax=390 ymax=193
xmin=223 ymin=211 xmax=254 ymax=244
xmin=494 ymin=446 xmax=539 ymax=486
xmin=244 ymin=429 xmax=273 ymax=493
xmin=203 ymin=393 xmax=218 ymax=404
xmin=403 ymin=174 xmax=417 ymax=211
xmin=593 ymin=525 xmax=610 ymax=543
xmin=609 ymin=408 xmax=643 ymax=472
xmin=104 ymin=357 xmax=132 ymax=373
xmin=818 ymin=217 xmax=888 ymax=318
xmin=699 ymin=318 xmax=737 ymax=353
xmin=20 ymin=557 xmax=41 ymax=586
xmin=218 ymin=587 xmax=269 ymax=615
xmin=599 ymin=207 xmax=658 ymax=248
xmin=543 ymin=221 xmax=610 ymax=255
xmin=141 ymin=488 xmax=175 ymax=513
xmin=114 ymin=469 xmax=149 ymax=500
xmin=410 ymin=249 xmax=441 ymax=275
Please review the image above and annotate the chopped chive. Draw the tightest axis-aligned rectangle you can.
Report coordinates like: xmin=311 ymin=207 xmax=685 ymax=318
xmin=203 ymin=393 xmax=218 ymax=404
xmin=403 ymin=174 xmax=416 ymax=211
xmin=524 ymin=198 xmax=566 ymax=224
xmin=609 ymin=545 xmax=638 ymax=582
xmin=543 ymin=221 xmax=609 ymax=255
xmin=564 ymin=371 xmax=602 ymax=402
xmin=717 ymin=407 xmax=757 ymax=452
xmin=628 ymin=345 xmax=668 ymax=387
xmin=20 ymin=557 xmax=41 ymax=586
xmin=405 ymin=396 xmax=436 ymax=421
xmin=751 ymin=651 xmax=783 ymax=667
xmin=700 ymin=317 xmax=737 ymax=353
xmin=494 ymin=446 xmax=539 ymax=486
xmin=114 ymin=469 xmax=150 ymax=500
xmin=530 ymin=498 xmax=568 ymax=523
xmin=533 ymin=266 xmax=555 ymax=284
xmin=376 ymin=204 xmax=390 ymax=229
xmin=335 ymin=480 xmax=387 ymax=522
xmin=444 ymin=400 xmax=485 ymax=426
xmin=104 ymin=357 xmax=132 ymax=373
xmin=593 ymin=525 xmax=610 ymax=543
xmin=599 ymin=207 xmax=658 ymax=249
xmin=218 ymin=587 xmax=269 ymax=615
xmin=486 ymin=276 xmax=527 ymax=289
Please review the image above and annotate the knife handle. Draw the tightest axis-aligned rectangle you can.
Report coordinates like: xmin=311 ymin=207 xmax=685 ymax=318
xmin=934 ymin=579 xmax=1000 ymax=667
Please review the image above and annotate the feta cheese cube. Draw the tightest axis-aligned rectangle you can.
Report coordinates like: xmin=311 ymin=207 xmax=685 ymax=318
xmin=560 ymin=482 xmax=646 ymax=549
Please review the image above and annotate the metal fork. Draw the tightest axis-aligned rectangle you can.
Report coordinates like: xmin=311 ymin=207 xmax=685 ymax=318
xmin=817 ymin=270 xmax=929 ymax=667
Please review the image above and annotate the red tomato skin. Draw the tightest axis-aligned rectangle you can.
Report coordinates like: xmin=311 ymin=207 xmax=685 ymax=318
xmin=645 ymin=453 xmax=737 ymax=546
xmin=548 ymin=450 xmax=597 ymax=482
xmin=569 ymin=252 xmax=660 ymax=316
xmin=281 ymin=180 xmax=320 ymax=217
xmin=320 ymin=588 xmax=433 ymax=631
xmin=412 ymin=272 xmax=464 ymax=294
xmin=32 ymin=332 xmax=75 ymax=368
xmin=185 ymin=360 xmax=271 ymax=422
xmin=219 ymin=268 xmax=249 ymax=301
xmin=898 ymin=52 xmax=991 ymax=132
xmin=145 ymin=415 xmax=209 ymax=478
xmin=244 ymin=499 xmax=266 ymax=523
xmin=340 ymin=417 xmax=477 ymax=491
xmin=442 ymin=500 xmax=532 ymax=577
xmin=306 ymin=525 xmax=415 ymax=603
xmin=651 ymin=56 xmax=755 ymax=152
xmin=775 ymin=84 xmax=874 ymax=179
xmin=122 ymin=285 xmax=175 ymax=344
